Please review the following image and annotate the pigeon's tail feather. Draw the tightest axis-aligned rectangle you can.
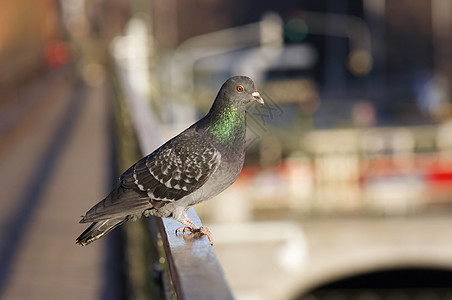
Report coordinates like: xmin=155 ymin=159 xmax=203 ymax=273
xmin=76 ymin=217 xmax=129 ymax=246
xmin=80 ymin=185 xmax=151 ymax=223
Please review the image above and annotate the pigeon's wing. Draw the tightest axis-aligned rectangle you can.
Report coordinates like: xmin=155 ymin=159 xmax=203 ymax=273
xmin=82 ymin=130 xmax=221 ymax=222
xmin=120 ymin=129 xmax=221 ymax=206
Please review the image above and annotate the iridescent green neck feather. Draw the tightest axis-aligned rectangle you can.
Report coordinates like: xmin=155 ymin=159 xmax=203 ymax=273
xmin=205 ymin=103 xmax=246 ymax=143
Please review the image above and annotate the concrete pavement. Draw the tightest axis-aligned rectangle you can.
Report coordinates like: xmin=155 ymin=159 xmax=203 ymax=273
xmin=0 ymin=72 xmax=116 ymax=299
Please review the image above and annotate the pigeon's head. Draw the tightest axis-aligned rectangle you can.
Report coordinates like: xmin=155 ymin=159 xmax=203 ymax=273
xmin=203 ymin=76 xmax=263 ymax=140
xmin=219 ymin=76 xmax=264 ymax=106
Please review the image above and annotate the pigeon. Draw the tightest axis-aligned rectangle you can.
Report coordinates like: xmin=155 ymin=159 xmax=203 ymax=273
xmin=76 ymin=76 xmax=264 ymax=246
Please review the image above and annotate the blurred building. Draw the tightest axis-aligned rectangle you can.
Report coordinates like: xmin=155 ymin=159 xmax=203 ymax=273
xmin=0 ymin=0 xmax=63 ymax=98
xmin=2 ymin=0 xmax=452 ymax=299
xmin=140 ymin=1 xmax=452 ymax=299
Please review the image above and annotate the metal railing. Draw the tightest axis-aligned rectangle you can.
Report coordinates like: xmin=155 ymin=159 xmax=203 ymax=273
xmin=110 ymin=54 xmax=234 ymax=299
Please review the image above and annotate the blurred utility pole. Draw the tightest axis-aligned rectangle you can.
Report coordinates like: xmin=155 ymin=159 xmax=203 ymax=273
xmin=324 ymin=0 xmax=349 ymax=97
xmin=363 ymin=0 xmax=387 ymax=104
xmin=431 ymin=0 xmax=452 ymax=108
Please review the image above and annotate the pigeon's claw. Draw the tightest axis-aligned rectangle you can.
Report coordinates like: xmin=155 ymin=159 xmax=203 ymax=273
xmin=198 ymin=227 xmax=214 ymax=245
xmin=175 ymin=226 xmax=214 ymax=245
xmin=175 ymin=226 xmax=193 ymax=234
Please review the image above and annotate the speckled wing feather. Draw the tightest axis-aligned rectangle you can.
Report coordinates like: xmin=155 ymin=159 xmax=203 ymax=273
xmin=122 ymin=129 xmax=221 ymax=203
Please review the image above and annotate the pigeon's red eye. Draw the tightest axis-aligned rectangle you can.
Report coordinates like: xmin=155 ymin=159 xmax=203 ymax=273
xmin=236 ymin=86 xmax=244 ymax=92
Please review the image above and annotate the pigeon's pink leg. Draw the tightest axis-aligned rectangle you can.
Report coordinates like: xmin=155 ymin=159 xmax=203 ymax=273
xmin=175 ymin=215 xmax=213 ymax=245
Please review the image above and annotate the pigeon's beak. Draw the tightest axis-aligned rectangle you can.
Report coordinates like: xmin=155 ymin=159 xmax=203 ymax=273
xmin=252 ymin=92 xmax=264 ymax=104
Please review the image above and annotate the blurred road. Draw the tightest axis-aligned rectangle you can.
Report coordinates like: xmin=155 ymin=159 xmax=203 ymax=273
xmin=0 ymin=71 xmax=117 ymax=299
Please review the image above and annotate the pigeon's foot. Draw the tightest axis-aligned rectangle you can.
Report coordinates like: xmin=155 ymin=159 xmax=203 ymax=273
xmin=175 ymin=226 xmax=214 ymax=245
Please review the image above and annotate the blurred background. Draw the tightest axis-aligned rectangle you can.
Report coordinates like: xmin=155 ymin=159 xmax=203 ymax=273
xmin=1 ymin=0 xmax=452 ymax=299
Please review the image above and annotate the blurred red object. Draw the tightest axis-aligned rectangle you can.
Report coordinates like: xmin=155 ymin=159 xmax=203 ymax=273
xmin=45 ymin=41 xmax=71 ymax=68
xmin=427 ymin=162 xmax=452 ymax=184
